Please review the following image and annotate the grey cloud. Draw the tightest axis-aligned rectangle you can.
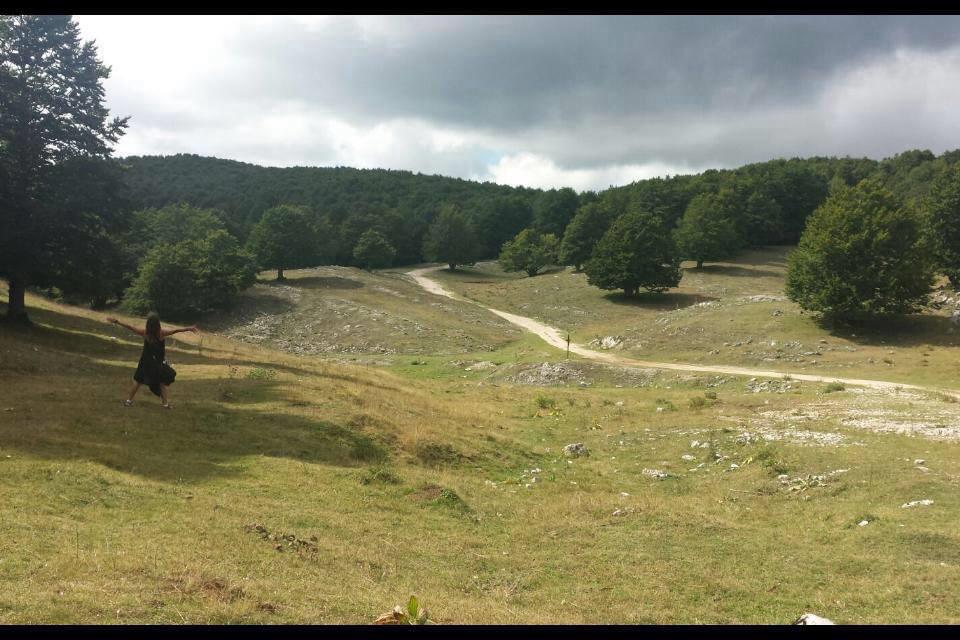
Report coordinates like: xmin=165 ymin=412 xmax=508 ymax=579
xmin=217 ymin=15 xmax=960 ymax=131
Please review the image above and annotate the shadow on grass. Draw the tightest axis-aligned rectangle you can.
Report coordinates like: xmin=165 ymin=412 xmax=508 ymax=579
xmin=0 ymin=303 xmax=355 ymax=383
xmin=815 ymin=313 xmax=960 ymax=348
xmin=603 ymin=291 xmax=717 ymax=311
xmin=683 ymin=264 xmax=782 ymax=279
xmin=0 ymin=328 xmax=391 ymax=482
xmin=275 ymin=276 xmax=364 ymax=290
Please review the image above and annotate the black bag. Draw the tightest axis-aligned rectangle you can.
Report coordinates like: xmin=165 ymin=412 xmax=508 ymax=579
xmin=160 ymin=360 xmax=177 ymax=386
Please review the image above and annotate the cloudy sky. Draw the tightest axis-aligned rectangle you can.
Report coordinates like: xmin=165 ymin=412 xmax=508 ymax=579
xmin=75 ymin=15 xmax=960 ymax=191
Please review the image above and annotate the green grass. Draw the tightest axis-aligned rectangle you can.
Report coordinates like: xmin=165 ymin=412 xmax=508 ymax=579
xmin=431 ymin=248 xmax=960 ymax=390
xmin=2 ymin=279 xmax=960 ymax=623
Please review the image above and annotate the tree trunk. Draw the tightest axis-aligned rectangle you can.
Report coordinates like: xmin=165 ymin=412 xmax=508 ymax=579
xmin=448 ymin=263 xmax=457 ymax=272
xmin=277 ymin=267 xmax=285 ymax=281
xmin=623 ymin=286 xmax=637 ymax=297
xmin=696 ymin=260 xmax=704 ymax=269
xmin=4 ymin=276 xmax=29 ymax=323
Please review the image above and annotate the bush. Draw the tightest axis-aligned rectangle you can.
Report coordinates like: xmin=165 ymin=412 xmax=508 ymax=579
xmin=824 ymin=382 xmax=845 ymax=393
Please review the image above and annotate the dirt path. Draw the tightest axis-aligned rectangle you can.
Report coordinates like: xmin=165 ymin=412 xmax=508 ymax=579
xmin=406 ymin=266 xmax=958 ymax=396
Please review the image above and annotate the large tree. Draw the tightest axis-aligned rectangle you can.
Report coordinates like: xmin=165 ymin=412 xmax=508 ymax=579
xmin=498 ymin=229 xmax=559 ymax=277
xmin=0 ymin=15 xmax=128 ymax=322
xmin=246 ymin=204 xmax=322 ymax=280
xmin=926 ymin=165 xmax=960 ymax=285
xmin=421 ymin=204 xmax=479 ymax=271
xmin=673 ymin=192 xmax=742 ymax=269
xmin=786 ymin=179 xmax=935 ymax=320
xmin=558 ymin=200 xmax=618 ymax=271
xmin=584 ymin=209 xmax=681 ymax=296
xmin=123 ymin=229 xmax=257 ymax=320
xmin=353 ymin=229 xmax=396 ymax=270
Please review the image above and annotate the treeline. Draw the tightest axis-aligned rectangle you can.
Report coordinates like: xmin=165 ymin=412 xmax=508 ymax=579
xmin=494 ymin=149 xmax=960 ymax=312
xmin=44 ymin=149 xmax=960 ymax=320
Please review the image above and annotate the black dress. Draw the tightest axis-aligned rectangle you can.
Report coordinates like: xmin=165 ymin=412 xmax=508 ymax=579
xmin=134 ymin=338 xmax=174 ymax=397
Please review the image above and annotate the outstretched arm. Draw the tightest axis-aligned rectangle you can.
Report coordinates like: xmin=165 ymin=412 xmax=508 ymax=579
xmin=161 ymin=325 xmax=199 ymax=338
xmin=106 ymin=317 xmax=145 ymax=337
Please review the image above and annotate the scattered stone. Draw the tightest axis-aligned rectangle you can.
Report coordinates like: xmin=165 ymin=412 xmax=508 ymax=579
xmin=656 ymin=407 xmax=665 ymax=413
xmin=858 ymin=520 xmax=870 ymax=527
xmin=600 ymin=336 xmax=623 ymax=350
xmin=901 ymin=499 xmax=934 ymax=509
xmin=794 ymin=613 xmax=835 ymax=625
xmin=465 ymin=361 xmax=497 ymax=371
xmin=612 ymin=508 xmax=634 ymax=517
xmin=680 ymin=454 xmax=696 ymax=461
xmin=642 ymin=468 xmax=668 ymax=479
xmin=562 ymin=443 xmax=589 ymax=458
xmin=914 ymin=459 xmax=926 ymax=466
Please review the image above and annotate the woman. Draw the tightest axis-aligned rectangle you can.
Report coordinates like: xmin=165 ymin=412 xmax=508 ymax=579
xmin=106 ymin=312 xmax=198 ymax=409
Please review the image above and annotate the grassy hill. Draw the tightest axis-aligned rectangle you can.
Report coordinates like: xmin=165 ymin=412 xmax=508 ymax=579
xmin=2 ymin=270 xmax=960 ymax=623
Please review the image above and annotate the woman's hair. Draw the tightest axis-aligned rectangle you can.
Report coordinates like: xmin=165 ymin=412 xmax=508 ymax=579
xmin=145 ymin=312 xmax=162 ymax=342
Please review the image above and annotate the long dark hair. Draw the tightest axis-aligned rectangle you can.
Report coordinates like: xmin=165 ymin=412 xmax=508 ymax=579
xmin=145 ymin=312 xmax=162 ymax=343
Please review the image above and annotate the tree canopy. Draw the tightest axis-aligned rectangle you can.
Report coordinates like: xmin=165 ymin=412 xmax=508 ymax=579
xmin=673 ymin=192 xmax=742 ymax=269
xmin=246 ymin=204 xmax=324 ymax=280
xmin=785 ymin=179 xmax=935 ymax=320
xmin=353 ymin=230 xmax=396 ymax=270
xmin=421 ymin=204 xmax=480 ymax=271
xmin=0 ymin=15 xmax=128 ymax=322
xmin=499 ymin=229 xmax=559 ymax=277
xmin=584 ymin=209 xmax=681 ymax=296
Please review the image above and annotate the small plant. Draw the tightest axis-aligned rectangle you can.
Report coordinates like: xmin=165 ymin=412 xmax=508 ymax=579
xmin=689 ymin=396 xmax=708 ymax=409
xmin=360 ymin=465 xmax=401 ymax=486
xmin=536 ymin=395 xmax=556 ymax=410
xmin=246 ymin=367 xmax=277 ymax=380
xmin=654 ymin=398 xmax=675 ymax=411
xmin=704 ymin=391 xmax=717 ymax=400
xmin=882 ymin=358 xmax=894 ymax=365
xmin=373 ymin=595 xmax=434 ymax=625
xmin=824 ymin=382 xmax=845 ymax=393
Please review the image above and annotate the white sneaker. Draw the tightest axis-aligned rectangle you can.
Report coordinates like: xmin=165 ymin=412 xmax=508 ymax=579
xmin=161 ymin=403 xmax=172 ymax=410
xmin=123 ymin=400 xmax=133 ymax=407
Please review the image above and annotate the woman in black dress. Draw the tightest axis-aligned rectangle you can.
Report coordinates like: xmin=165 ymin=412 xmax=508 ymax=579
xmin=106 ymin=312 xmax=198 ymax=409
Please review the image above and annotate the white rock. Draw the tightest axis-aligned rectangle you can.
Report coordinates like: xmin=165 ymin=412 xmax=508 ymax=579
xmin=901 ymin=499 xmax=934 ymax=509
xmin=914 ymin=459 xmax=926 ymax=465
xmin=563 ymin=443 xmax=589 ymax=457
xmin=681 ymin=454 xmax=696 ymax=461
xmin=642 ymin=468 xmax=668 ymax=479
xmin=858 ymin=520 xmax=869 ymax=527
xmin=656 ymin=407 xmax=665 ymax=413
xmin=794 ymin=613 xmax=835 ymax=625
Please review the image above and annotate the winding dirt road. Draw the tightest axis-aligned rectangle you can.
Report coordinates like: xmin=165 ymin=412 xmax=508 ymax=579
xmin=407 ymin=266 xmax=957 ymax=396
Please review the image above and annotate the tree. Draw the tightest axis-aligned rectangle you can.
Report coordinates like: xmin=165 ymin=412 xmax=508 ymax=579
xmin=673 ymin=193 xmax=742 ymax=269
xmin=584 ymin=209 xmax=681 ymax=296
xmin=246 ymin=204 xmax=321 ymax=280
xmin=473 ymin=195 xmax=533 ymax=258
xmin=421 ymin=204 xmax=480 ymax=271
xmin=532 ymin=188 xmax=580 ymax=238
xmin=498 ymin=229 xmax=559 ymax=277
xmin=123 ymin=230 xmax=257 ymax=320
xmin=741 ymin=190 xmax=784 ymax=246
xmin=558 ymin=200 xmax=617 ymax=271
xmin=353 ymin=230 xmax=396 ymax=270
xmin=926 ymin=165 xmax=960 ymax=285
xmin=785 ymin=179 xmax=935 ymax=320
xmin=0 ymin=16 xmax=128 ymax=322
